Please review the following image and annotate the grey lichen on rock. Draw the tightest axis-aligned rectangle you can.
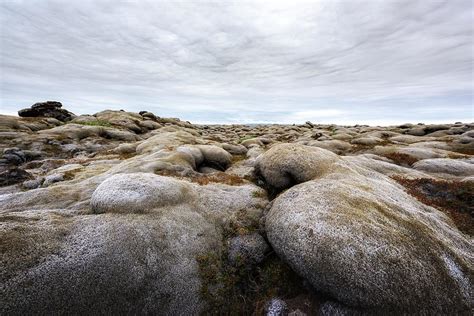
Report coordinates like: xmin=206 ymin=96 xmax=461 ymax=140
xmin=91 ymin=173 xmax=194 ymax=213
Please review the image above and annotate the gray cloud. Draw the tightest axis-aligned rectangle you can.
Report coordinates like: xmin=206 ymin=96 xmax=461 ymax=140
xmin=1 ymin=0 xmax=472 ymax=124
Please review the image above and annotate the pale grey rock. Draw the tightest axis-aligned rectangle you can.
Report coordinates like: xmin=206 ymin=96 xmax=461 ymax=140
xmin=138 ymin=119 xmax=161 ymax=130
xmin=461 ymin=176 xmax=474 ymax=183
xmin=102 ymin=128 xmax=141 ymax=141
xmin=22 ymin=178 xmax=43 ymax=189
xmin=194 ymin=145 xmax=232 ymax=170
xmin=458 ymin=136 xmax=473 ymax=144
xmin=255 ymin=143 xmax=344 ymax=190
xmin=389 ymin=135 xmax=436 ymax=144
xmin=241 ymin=138 xmax=265 ymax=148
xmin=177 ymin=144 xmax=232 ymax=170
xmin=247 ymin=146 xmax=264 ymax=159
xmin=112 ymin=143 xmax=137 ymax=155
xmin=42 ymin=173 xmax=64 ymax=187
xmin=198 ymin=166 xmax=220 ymax=174
xmin=307 ymin=140 xmax=352 ymax=154
xmin=343 ymin=155 xmax=429 ymax=179
xmin=0 ymin=208 xmax=219 ymax=315
xmin=265 ymin=298 xmax=288 ymax=316
xmin=331 ymin=133 xmax=353 ymax=141
xmin=91 ymin=173 xmax=193 ymax=213
xmin=266 ymin=170 xmax=473 ymax=313
xmin=222 ymin=143 xmax=248 ymax=155
xmin=413 ymin=158 xmax=474 ymax=176
xmin=405 ymin=127 xmax=426 ymax=136
xmin=136 ymin=131 xmax=198 ymax=154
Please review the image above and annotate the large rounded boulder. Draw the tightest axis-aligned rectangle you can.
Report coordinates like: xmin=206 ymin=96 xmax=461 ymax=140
xmin=265 ymin=163 xmax=473 ymax=313
xmin=91 ymin=173 xmax=193 ymax=213
xmin=255 ymin=143 xmax=343 ymax=190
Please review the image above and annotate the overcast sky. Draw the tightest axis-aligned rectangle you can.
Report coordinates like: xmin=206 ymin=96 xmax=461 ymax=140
xmin=1 ymin=0 xmax=473 ymax=124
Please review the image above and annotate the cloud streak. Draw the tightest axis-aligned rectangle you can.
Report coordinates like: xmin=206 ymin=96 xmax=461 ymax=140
xmin=0 ymin=0 xmax=472 ymax=124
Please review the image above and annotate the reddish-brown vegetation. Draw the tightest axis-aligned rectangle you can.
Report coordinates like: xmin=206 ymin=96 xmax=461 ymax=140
xmin=157 ymin=169 xmax=246 ymax=186
xmin=384 ymin=152 xmax=419 ymax=166
xmin=392 ymin=176 xmax=474 ymax=235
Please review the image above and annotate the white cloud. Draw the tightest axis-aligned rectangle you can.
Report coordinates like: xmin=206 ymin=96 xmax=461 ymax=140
xmin=0 ymin=0 xmax=472 ymax=124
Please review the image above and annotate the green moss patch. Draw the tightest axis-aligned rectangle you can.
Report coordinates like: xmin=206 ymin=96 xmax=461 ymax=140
xmin=74 ymin=120 xmax=112 ymax=127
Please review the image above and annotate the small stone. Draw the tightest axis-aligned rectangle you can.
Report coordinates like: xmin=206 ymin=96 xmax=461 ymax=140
xmin=42 ymin=174 xmax=64 ymax=187
xmin=23 ymin=178 xmax=43 ymax=190
xmin=265 ymin=298 xmax=288 ymax=316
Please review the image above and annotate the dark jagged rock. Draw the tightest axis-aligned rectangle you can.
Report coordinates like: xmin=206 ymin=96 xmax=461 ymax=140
xmin=18 ymin=101 xmax=76 ymax=122
xmin=0 ymin=167 xmax=32 ymax=186
xmin=139 ymin=111 xmax=158 ymax=120
xmin=2 ymin=147 xmax=41 ymax=165
xmin=31 ymin=101 xmax=63 ymax=109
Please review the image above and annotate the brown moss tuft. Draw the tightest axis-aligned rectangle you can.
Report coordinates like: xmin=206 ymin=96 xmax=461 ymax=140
xmin=392 ymin=176 xmax=474 ymax=235
xmin=231 ymin=154 xmax=247 ymax=164
xmin=222 ymin=209 xmax=260 ymax=238
xmin=157 ymin=169 xmax=246 ymax=186
xmin=451 ymin=147 xmax=474 ymax=156
xmin=348 ymin=139 xmax=391 ymax=154
xmin=62 ymin=169 xmax=80 ymax=181
xmin=117 ymin=152 xmax=137 ymax=160
xmin=252 ymin=190 xmax=267 ymax=199
xmin=196 ymin=250 xmax=320 ymax=315
xmin=0 ymin=213 xmax=73 ymax=282
xmin=384 ymin=152 xmax=419 ymax=166
xmin=193 ymin=172 xmax=246 ymax=186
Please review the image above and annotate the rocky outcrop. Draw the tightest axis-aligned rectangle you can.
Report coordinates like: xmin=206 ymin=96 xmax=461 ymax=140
xmin=0 ymin=104 xmax=473 ymax=314
xmin=18 ymin=101 xmax=76 ymax=122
